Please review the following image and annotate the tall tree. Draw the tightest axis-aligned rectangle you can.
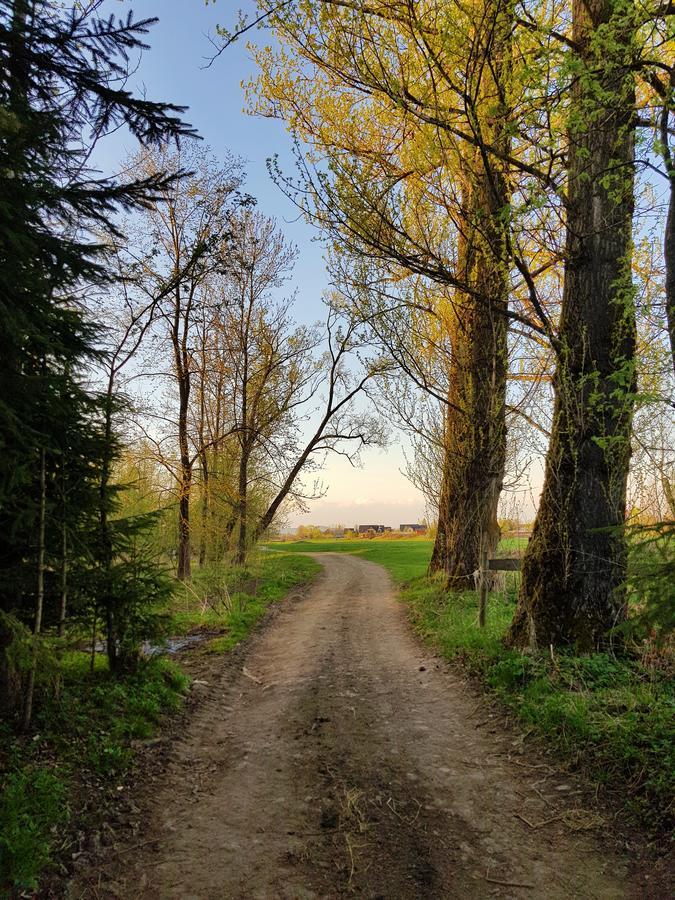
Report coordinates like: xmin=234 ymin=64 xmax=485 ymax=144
xmin=507 ymin=0 xmax=638 ymax=648
xmin=198 ymin=210 xmax=383 ymax=561
xmin=219 ymin=211 xmax=304 ymax=564
xmin=243 ymin=0 xmax=552 ymax=583
xmin=0 ymin=0 xmax=193 ymax=717
xmin=125 ymin=144 xmax=244 ymax=579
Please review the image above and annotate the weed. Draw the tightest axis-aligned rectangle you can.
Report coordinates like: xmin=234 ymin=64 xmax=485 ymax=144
xmin=168 ymin=552 xmax=321 ymax=646
xmin=0 ymin=768 xmax=66 ymax=892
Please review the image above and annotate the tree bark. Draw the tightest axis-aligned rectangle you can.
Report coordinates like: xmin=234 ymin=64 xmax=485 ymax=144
xmin=234 ymin=445 xmax=249 ymax=566
xmin=198 ymin=450 xmax=209 ymax=567
xmin=22 ymin=447 xmax=46 ymax=731
xmin=429 ymin=283 xmax=507 ymax=585
xmin=174 ymin=290 xmax=192 ymax=581
xmin=665 ymin=174 xmax=674 ymax=377
xmin=507 ymin=0 xmax=637 ymax=650
xmin=659 ymin=66 xmax=674 ymax=376
xmin=429 ymin=0 xmax=511 ymax=585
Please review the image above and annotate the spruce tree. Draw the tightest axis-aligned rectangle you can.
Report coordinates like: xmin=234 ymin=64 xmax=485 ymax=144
xmin=0 ymin=0 xmax=194 ymax=719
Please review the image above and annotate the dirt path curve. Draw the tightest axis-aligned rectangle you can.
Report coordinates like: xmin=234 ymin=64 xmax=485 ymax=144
xmin=76 ymin=553 xmax=637 ymax=899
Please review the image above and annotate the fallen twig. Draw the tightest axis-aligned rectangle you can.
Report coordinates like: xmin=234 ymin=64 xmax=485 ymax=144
xmin=511 ymin=760 xmax=554 ymax=771
xmin=515 ymin=812 xmax=565 ymax=829
xmin=466 ymin=699 xmax=483 ymax=718
xmin=346 ymin=833 xmax=356 ymax=885
xmin=116 ymin=837 xmax=160 ymax=855
xmin=242 ymin=666 xmax=262 ymax=684
xmin=485 ymin=869 xmax=535 ymax=889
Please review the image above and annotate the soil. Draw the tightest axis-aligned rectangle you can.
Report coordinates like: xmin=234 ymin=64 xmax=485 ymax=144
xmin=68 ymin=553 xmax=672 ymax=899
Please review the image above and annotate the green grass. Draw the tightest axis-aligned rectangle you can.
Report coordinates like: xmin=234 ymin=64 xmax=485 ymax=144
xmin=284 ymin=537 xmax=674 ymax=830
xmin=0 ymin=767 xmax=65 ymax=893
xmin=168 ymin=551 xmax=321 ymax=651
xmin=0 ymin=655 xmax=188 ymax=894
xmin=277 ymin=537 xmax=434 ymax=583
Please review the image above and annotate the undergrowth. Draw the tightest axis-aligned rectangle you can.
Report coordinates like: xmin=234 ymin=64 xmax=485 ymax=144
xmin=168 ymin=551 xmax=321 ymax=651
xmin=0 ymin=657 xmax=187 ymax=894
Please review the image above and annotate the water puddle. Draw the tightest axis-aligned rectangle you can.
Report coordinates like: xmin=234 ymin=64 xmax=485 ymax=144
xmin=89 ymin=631 xmax=220 ymax=657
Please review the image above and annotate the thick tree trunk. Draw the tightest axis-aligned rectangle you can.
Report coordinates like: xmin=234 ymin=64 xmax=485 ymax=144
xmin=429 ymin=283 xmax=507 ymax=585
xmin=665 ymin=177 xmax=675 ymax=377
xmin=429 ymin=0 xmax=511 ymax=585
xmin=508 ymin=0 xmax=636 ymax=650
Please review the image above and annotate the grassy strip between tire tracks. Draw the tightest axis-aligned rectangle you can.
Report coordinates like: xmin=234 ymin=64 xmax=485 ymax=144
xmin=280 ymin=538 xmax=674 ymax=833
xmin=0 ymin=551 xmax=320 ymax=894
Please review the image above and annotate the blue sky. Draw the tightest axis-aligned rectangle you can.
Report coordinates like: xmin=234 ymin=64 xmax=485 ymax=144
xmin=95 ymin=0 xmax=429 ymax=528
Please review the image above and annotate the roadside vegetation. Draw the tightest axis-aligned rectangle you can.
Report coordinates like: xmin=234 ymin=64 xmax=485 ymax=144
xmin=283 ymin=537 xmax=674 ymax=831
xmin=167 ymin=551 xmax=321 ymax=651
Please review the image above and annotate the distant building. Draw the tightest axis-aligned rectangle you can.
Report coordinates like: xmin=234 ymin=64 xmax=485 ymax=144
xmin=358 ymin=524 xmax=386 ymax=534
xmin=400 ymin=523 xmax=426 ymax=534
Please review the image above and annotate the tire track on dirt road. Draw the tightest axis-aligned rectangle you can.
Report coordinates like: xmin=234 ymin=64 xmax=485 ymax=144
xmin=71 ymin=552 xmax=635 ymax=899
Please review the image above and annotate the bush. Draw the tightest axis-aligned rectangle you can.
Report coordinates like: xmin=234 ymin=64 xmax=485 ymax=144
xmin=623 ymin=521 xmax=675 ymax=643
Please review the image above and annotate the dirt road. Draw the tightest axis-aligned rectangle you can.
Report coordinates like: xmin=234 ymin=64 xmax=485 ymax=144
xmin=74 ymin=553 xmax=639 ymax=899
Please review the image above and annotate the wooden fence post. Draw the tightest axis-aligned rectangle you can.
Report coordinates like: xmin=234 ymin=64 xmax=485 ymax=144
xmin=478 ymin=542 xmax=488 ymax=628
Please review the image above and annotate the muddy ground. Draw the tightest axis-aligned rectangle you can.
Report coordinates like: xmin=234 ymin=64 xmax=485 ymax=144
xmin=68 ymin=553 xmax=672 ymax=899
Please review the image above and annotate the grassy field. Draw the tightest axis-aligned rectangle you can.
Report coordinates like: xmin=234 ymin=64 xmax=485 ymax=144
xmin=281 ymin=537 xmax=674 ymax=832
xmin=279 ymin=535 xmax=527 ymax=584
xmin=278 ymin=538 xmax=435 ymax=582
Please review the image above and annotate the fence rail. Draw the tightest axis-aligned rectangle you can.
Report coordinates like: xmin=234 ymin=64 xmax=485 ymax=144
xmin=478 ymin=551 xmax=522 ymax=627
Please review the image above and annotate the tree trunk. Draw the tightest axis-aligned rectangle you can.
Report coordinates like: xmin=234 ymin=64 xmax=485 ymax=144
xmin=176 ymin=374 xmax=192 ymax=580
xmin=58 ymin=481 xmax=67 ymax=638
xmin=234 ymin=445 xmax=249 ymax=566
xmin=430 ymin=1 xmax=511 ymax=585
xmin=507 ymin=0 xmax=636 ymax=650
xmin=665 ymin=174 xmax=674 ymax=377
xmin=199 ymin=451 xmax=209 ymax=567
xmin=429 ymin=290 xmax=507 ymax=586
xmin=22 ymin=447 xmax=46 ymax=731
xmin=99 ymin=388 xmax=119 ymax=672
